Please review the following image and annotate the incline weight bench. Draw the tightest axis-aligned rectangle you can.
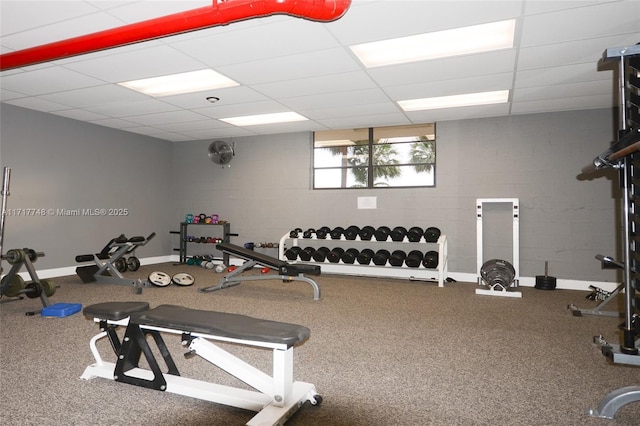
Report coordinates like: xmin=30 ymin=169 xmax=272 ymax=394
xmin=81 ymin=302 xmax=321 ymax=426
xmin=199 ymin=243 xmax=322 ymax=300
xmin=75 ymin=232 xmax=155 ymax=293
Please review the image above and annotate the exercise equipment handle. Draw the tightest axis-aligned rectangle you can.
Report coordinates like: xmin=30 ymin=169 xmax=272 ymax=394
xmin=581 ymin=128 xmax=640 ymax=173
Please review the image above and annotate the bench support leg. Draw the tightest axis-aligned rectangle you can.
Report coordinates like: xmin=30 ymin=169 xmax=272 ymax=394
xmin=81 ymin=326 xmax=319 ymax=426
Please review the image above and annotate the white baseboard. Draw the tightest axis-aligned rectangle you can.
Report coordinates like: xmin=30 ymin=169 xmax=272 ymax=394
xmin=7 ymin=257 xmax=621 ymax=293
xmin=12 ymin=255 xmax=175 ymax=280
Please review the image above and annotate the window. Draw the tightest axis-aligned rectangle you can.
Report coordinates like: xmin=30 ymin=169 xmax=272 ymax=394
xmin=313 ymin=124 xmax=435 ymax=189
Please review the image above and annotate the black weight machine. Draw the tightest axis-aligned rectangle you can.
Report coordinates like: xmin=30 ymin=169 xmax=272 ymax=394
xmin=75 ymin=232 xmax=155 ymax=293
xmin=579 ymin=43 xmax=640 ymax=420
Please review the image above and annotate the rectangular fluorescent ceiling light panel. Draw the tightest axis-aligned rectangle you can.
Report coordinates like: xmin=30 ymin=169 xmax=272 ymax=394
xmin=119 ymin=69 xmax=239 ymax=96
xmin=351 ymin=19 xmax=516 ymax=68
xmin=220 ymin=112 xmax=308 ymax=126
xmin=398 ymin=90 xmax=510 ymax=111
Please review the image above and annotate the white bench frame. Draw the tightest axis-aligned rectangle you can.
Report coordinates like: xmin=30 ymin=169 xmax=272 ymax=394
xmin=81 ymin=316 xmax=319 ymax=426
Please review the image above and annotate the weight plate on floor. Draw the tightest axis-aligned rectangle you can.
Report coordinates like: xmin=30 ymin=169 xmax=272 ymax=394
xmin=172 ymin=273 xmax=195 ymax=286
xmin=148 ymin=271 xmax=172 ymax=287
xmin=1 ymin=274 xmax=25 ymax=297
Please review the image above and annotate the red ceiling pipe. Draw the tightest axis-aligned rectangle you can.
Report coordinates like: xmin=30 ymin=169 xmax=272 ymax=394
xmin=0 ymin=0 xmax=352 ymax=71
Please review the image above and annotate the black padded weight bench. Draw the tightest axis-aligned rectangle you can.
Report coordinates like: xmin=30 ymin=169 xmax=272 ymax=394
xmin=81 ymin=302 xmax=321 ymax=426
xmin=199 ymin=243 xmax=322 ymax=300
xmin=75 ymin=232 xmax=155 ymax=293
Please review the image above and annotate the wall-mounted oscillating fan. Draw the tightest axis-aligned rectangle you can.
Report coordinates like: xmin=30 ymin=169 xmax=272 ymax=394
xmin=208 ymin=140 xmax=234 ymax=166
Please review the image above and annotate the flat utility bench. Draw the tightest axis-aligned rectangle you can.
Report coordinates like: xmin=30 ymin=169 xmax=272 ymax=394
xmin=81 ymin=302 xmax=321 ymax=426
xmin=199 ymin=243 xmax=322 ymax=300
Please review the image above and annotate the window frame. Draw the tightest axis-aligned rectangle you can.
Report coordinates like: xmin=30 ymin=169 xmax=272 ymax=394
xmin=312 ymin=124 xmax=436 ymax=190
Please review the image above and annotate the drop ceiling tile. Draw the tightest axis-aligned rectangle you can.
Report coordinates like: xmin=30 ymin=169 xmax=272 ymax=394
xmin=515 ymin=62 xmax=611 ymax=89
xmin=511 ymin=93 xmax=614 ymax=115
xmin=179 ymin=127 xmax=258 ymax=140
xmin=366 ymin=49 xmax=517 ymax=88
xmin=317 ymin=113 xmax=411 ymax=130
xmin=0 ymin=87 xmax=26 ymax=101
xmin=0 ymin=1 xmax=101 ymax=37
xmin=517 ymin=34 xmax=640 ymax=71
xmin=384 ymin=73 xmax=514 ymax=101
xmin=326 ymin=0 xmax=523 ymax=45
xmin=152 ymin=119 xmax=229 ymax=133
xmin=301 ymin=102 xmax=401 ymax=120
xmin=61 ymin=45 xmax=210 ymax=82
xmin=162 ymin=86 xmax=269 ymax=109
xmin=218 ymin=47 xmax=361 ymax=85
xmin=123 ymin=110 xmax=211 ymax=126
xmin=0 ymin=66 xmax=104 ymax=95
xmin=404 ymin=103 xmax=511 ymax=123
xmin=520 ymin=1 xmax=640 ymax=47
xmin=195 ymin=100 xmax=293 ymax=119
xmin=0 ymin=9 xmax=125 ymax=51
xmin=84 ymin=99 xmax=181 ymax=118
xmin=513 ymin=80 xmax=613 ymax=102
xmin=51 ymin=109 xmax=110 ymax=121
xmin=253 ymin=71 xmax=376 ymax=99
xmin=88 ymin=117 xmax=140 ymax=129
xmin=173 ymin=18 xmax=340 ymax=67
xmin=4 ymin=96 xmax=72 ymax=112
xmin=39 ymin=84 xmax=149 ymax=108
xmin=98 ymin=0 xmax=211 ymax=23
xmin=280 ymin=88 xmax=389 ymax=110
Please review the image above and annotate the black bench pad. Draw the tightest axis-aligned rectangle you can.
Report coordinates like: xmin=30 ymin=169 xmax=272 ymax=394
xmin=84 ymin=301 xmax=150 ymax=321
xmin=130 ymin=304 xmax=310 ymax=347
xmin=216 ymin=243 xmax=320 ymax=276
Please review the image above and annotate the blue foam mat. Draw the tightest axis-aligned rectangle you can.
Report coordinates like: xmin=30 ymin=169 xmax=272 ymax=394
xmin=41 ymin=302 xmax=82 ymax=318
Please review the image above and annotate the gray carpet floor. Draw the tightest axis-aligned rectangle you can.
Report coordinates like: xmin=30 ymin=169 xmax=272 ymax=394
xmin=1 ymin=262 xmax=638 ymax=425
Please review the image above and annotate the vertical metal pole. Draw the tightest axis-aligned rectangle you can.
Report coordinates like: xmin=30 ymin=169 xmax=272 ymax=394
xmin=0 ymin=166 xmax=11 ymax=264
xmin=618 ymin=56 xmax=638 ymax=354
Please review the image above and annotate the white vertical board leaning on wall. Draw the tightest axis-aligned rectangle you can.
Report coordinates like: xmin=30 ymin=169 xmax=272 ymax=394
xmin=476 ymin=198 xmax=521 ymax=298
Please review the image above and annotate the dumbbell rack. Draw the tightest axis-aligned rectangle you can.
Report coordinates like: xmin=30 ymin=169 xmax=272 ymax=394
xmin=173 ymin=222 xmax=232 ymax=266
xmin=278 ymin=232 xmax=448 ymax=287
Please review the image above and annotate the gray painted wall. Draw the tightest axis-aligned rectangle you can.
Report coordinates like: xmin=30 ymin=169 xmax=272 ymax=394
xmin=2 ymin=104 xmax=621 ymax=284
xmin=0 ymin=104 xmax=173 ymax=271
xmin=170 ymin=109 xmax=620 ymax=284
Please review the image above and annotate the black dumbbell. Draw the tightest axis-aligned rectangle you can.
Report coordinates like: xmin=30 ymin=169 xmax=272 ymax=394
xmin=405 ymin=250 xmax=424 ymax=268
xmin=407 ymin=227 xmax=424 ymax=242
xmin=327 ymin=247 xmax=345 ymax=263
xmin=312 ymin=247 xmax=330 ymax=262
xmin=389 ymin=250 xmax=407 ymax=266
xmin=343 ymin=226 xmax=360 ymax=240
xmin=423 ymin=250 xmax=439 ymax=268
xmin=315 ymin=226 xmax=331 ymax=239
xmin=356 ymin=248 xmax=375 ymax=265
xmin=302 ymin=228 xmax=315 ymax=238
xmin=289 ymin=228 xmax=303 ymax=238
xmin=341 ymin=248 xmax=360 ymax=264
xmin=424 ymin=227 xmax=441 ymax=243
xmin=284 ymin=247 xmax=302 ymax=260
xmin=299 ymin=247 xmax=316 ymax=261
xmin=330 ymin=227 xmax=344 ymax=239
xmin=390 ymin=226 xmax=407 ymax=242
xmin=374 ymin=226 xmax=391 ymax=241
xmin=372 ymin=249 xmax=390 ymax=266
xmin=359 ymin=226 xmax=375 ymax=241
